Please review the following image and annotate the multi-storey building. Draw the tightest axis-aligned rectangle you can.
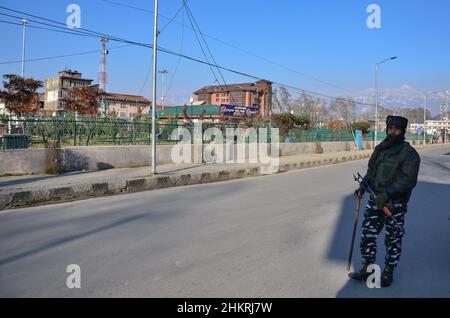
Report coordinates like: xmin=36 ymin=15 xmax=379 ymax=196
xmin=425 ymin=119 xmax=450 ymax=133
xmin=193 ymin=80 xmax=272 ymax=117
xmin=99 ymin=92 xmax=152 ymax=119
xmin=44 ymin=70 xmax=93 ymax=113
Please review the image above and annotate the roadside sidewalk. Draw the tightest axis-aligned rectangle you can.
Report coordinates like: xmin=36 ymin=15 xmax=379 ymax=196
xmin=0 ymin=143 xmax=446 ymax=210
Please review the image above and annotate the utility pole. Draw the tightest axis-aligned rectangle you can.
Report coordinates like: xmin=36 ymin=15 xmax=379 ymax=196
xmin=159 ymin=69 xmax=168 ymax=103
xmin=444 ymin=90 xmax=449 ymax=144
xmin=21 ymin=19 xmax=28 ymax=78
xmin=374 ymin=64 xmax=379 ymax=147
xmin=151 ymin=0 xmax=159 ymax=174
xmin=439 ymin=95 xmax=445 ymax=142
xmin=423 ymin=94 xmax=428 ymax=145
xmin=423 ymin=91 xmax=438 ymax=144
xmin=374 ymin=57 xmax=397 ymax=147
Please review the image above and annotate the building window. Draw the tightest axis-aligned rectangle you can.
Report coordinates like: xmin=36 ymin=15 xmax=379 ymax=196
xmin=215 ymin=98 xmax=219 ymax=102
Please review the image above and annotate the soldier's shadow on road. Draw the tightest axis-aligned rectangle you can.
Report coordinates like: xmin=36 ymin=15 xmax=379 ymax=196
xmin=326 ymin=180 xmax=450 ymax=298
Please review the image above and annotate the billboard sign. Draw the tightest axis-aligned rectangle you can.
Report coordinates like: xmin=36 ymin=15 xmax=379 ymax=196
xmin=219 ymin=104 xmax=258 ymax=117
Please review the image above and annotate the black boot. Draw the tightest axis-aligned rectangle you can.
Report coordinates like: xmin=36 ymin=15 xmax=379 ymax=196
xmin=348 ymin=264 xmax=372 ymax=281
xmin=381 ymin=265 xmax=394 ymax=287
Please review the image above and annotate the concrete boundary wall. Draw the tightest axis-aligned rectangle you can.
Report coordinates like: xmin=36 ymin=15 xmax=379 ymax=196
xmin=0 ymin=140 xmax=425 ymax=176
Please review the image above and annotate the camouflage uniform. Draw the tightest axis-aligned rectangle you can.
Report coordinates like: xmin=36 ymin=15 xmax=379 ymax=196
xmin=359 ymin=117 xmax=421 ymax=269
xmin=360 ymin=198 xmax=407 ymax=267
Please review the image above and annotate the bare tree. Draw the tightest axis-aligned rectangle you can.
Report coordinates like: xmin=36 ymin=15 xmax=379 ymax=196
xmin=272 ymin=88 xmax=282 ymax=113
xmin=328 ymin=96 xmax=357 ymax=123
xmin=280 ymin=86 xmax=292 ymax=112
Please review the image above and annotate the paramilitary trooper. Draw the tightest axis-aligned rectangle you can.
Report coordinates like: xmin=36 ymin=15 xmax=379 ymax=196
xmin=349 ymin=115 xmax=421 ymax=287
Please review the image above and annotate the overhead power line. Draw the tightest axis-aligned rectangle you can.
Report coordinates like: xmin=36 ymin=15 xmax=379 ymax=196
xmin=99 ymin=0 xmax=357 ymax=95
xmin=0 ymin=42 xmax=131 ymax=65
xmin=0 ymin=18 xmax=99 ymax=39
xmin=0 ymin=5 xmax=374 ymax=107
xmin=138 ymin=2 xmax=187 ymax=96
xmin=182 ymin=1 xmax=221 ymax=90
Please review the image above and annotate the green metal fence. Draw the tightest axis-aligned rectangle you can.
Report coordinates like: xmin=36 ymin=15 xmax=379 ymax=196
xmin=1 ymin=115 xmax=169 ymax=148
xmin=287 ymin=129 xmax=423 ymax=143
xmin=1 ymin=134 xmax=31 ymax=150
xmin=0 ymin=115 xmax=426 ymax=149
xmin=0 ymin=116 xmax=275 ymax=148
xmin=365 ymin=131 xmax=423 ymax=142
xmin=287 ymin=128 xmax=355 ymax=142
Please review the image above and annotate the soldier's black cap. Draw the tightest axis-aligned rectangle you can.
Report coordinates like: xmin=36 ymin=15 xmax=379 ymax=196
xmin=386 ymin=116 xmax=408 ymax=131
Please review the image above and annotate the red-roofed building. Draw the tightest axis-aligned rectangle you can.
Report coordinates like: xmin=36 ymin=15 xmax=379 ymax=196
xmin=44 ymin=70 xmax=155 ymax=118
xmin=193 ymin=80 xmax=272 ymax=117
xmin=99 ymin=92 xmax=153 ymax=119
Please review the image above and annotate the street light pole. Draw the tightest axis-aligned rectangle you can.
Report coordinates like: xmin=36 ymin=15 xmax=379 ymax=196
xmin=423 ymin=91 xmax=438 ymax=144
xmin=374 ymin=57 xmax=397 ymax=147
xmin=446 ymin=90 xmax=449 ymax=144
xmin=375 ymin=63 xmax=379 ymax=147
xmin=158 ymin=69 xmax=168 ymax=103
xmin=151 ymin=0 xmax=159 ymax=174
xmin=21 ymin=19 xmax=28 ymax=78
xmin=423 ymin=94 xmax=428 ymax=145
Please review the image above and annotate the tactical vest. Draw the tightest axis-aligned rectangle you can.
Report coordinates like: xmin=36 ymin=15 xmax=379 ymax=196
xmin=370 ymin=142 xmax=409 ymax=194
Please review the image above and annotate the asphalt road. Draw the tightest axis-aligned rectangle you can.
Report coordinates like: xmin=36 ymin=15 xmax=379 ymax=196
xmin=1 ymin=146 xmax=449 ymax=298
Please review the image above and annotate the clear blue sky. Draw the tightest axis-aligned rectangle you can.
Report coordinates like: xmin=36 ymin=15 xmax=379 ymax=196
xmin=0 ymin=0 xmax=449 ymax=105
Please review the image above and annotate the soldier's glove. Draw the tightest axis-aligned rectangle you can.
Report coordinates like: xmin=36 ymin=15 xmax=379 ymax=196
xmin=375 ymin=192 xmax=389 ymax=210
xmin=354 ymin=187 xmax=365 ymax=199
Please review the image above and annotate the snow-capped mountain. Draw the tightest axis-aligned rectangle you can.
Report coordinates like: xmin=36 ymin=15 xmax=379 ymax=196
xmin=355 ymin=85 xmax=447 ymax=117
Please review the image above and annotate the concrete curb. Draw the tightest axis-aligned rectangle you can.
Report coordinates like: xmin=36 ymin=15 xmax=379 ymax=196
xmin=0 ymin=152 xmax=370 ymax=210
xmin=0 ymin=143 xmax=447 ymax=211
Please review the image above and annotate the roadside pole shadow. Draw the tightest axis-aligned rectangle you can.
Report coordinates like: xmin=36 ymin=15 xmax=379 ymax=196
xmin=0 ymin=175 xmax=57 ymax=188
xmin=159 ymin=163 xmax=208 ymax=175
xmin=0 ymin=213 xmax=149 ymax=267
xmin=326 ymin=181 xmax=450 ymax=298
xmin=0 ymin=179 xmax=249 ymax=267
